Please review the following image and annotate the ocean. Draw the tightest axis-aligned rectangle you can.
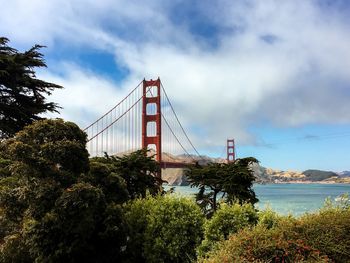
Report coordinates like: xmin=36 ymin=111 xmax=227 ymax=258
xmin=164 ymin=183 xmax=350 ymax=216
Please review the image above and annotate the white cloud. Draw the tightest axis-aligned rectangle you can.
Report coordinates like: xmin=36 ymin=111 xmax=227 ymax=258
xmin=2 ymin=0 xmax=350 ymax=152
xmin=40 ymin=63 xmax=132 ymax=128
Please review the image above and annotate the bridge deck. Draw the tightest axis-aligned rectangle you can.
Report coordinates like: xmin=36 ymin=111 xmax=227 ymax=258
xmin=160 ymin=161 xmax=193 ymax=169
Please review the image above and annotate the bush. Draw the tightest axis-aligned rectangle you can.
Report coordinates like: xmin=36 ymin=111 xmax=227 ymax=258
xmin=123 ymin=194 xmax=205 ymax=263
xmin=203 ymin=206 xmax=350 ymax=262
xmin=296 ymin=206 xmax=350 ymax=262
xmin=202 ymin=224 xmax=330 ymax=263
xmin=258 ymin=205 xmax=284 ymax=229
xmin=198 ymin=202 xmax=258 ymax=257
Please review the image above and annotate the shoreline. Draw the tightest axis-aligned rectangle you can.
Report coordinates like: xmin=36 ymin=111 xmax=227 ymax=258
xmin=257 ymin=180 xmax=350 ymax=185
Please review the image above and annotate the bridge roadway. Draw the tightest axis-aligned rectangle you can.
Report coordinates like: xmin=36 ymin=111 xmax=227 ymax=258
xmin=160 ymin=161 xmax=193 ymax=169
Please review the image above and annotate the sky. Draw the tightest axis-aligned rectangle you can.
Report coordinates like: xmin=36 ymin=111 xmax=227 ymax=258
xmin=1 ymin=0 xmax=350 ymax=171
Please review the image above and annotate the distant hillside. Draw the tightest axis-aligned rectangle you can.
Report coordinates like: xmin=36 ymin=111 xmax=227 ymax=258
xmin=302 ymin=170 xmax=338 ymax=181
xmin=161 ymin=154 xmax=350 ymax=186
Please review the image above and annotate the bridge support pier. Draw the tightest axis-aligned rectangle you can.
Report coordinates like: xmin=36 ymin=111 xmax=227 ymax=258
xmin=142 ymin=78 xmax=162 ymax=178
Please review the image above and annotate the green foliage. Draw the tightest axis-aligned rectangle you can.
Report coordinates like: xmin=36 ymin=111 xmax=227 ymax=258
xmin=296 ymin=206 xmax=350 ymax=262
xmin=0 ymin=119 xmax=168 ymax=262
xmin=24 ymin=183 xmax=105 ymax=262
xmin=202 ymin=224 xmax=330 ymax=263
xmin=198 ymin=203 xmax=258 ymax=257
xmin=257 ymin=205 xmax=284 ymax=229
xmin=122 ymin=196 xmax=156 ymax=262
xmin=223 ymin=158 xmax=259 ymax=204
xmin=89 ymin=149 xmax=162 ymax=199
xmin=5 ymin=118 xmax=89 ymax=182
xmin=0 ymin=233 xmax=33 ymax=263
xmin=203 ymin=206 xmax=350 ymax=263
xmin=0 ymin=119 xmax=89 ymax=235
xmin=0 ymin=176 xmax=28 ymax=224
xmin=83 ymin=160 xmax=129 ymax=203
xmin=0 ymin=37 xmax=63 ymax=138
xmin=123 ymin=195 xmax=205 ymax=263
xmin=21 ymin=181 xmax=128 ymax=263
xmin=187 ymin=157 xmax=258 ymax=216
xmin=0 ymin=158 xmax=11 ymax=179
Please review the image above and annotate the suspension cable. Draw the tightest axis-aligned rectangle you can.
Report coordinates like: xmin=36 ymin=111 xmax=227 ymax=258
xmin=87 ymin=85 xmax=151 ymax=142
xmin=161 ymin=114 xmax=196 ymax=161
xmin=84 ymin=80 xmax=143 ymax=131
xmin=160 ymin=81 xmax=204 ymax=159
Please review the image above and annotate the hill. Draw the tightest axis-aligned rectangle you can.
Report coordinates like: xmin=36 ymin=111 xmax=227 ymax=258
xmin=302 ymin=169 xmax=338 ymax=181
xmin=161 ymin=154 xmax=350 ymax=186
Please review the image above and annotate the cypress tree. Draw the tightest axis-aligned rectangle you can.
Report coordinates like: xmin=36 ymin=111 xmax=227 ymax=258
xmin=0 ymin=37 xmax=62 ymax=138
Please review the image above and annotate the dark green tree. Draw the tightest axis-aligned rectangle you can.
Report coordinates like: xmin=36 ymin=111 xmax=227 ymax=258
xmin=89 ymin=149 xmax=163 ymax=199
xmin=9 ymin=120 xmax=134 ymax=262
xmin=0 ymin=37 xmax=62 ymax=138
xmin=82 ymin=160 xmax=129 ymax=204
xmin=186 ymin=157 xmax=258 ymax=216
xmin=0 ymin=119 xmax=165 ymax=262
xmin=0 ymin=119 xmax=89 ymax=227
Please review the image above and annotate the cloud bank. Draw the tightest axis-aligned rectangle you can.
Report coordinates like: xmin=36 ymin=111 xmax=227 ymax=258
xmin=1 ymin=0 xmax=350 ymax=152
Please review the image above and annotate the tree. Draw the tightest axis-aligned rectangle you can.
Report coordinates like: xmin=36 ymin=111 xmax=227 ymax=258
xmin=90 ymin=149 xmax=163 ymax=199
xmin=0 ymin=119 xmax=91 ymax=262
xmin=0 ymin=37 xmax=62 ymax=138
xmin=0 ymin=119 xmax=164 ymax=262
xmin=186 ymin=157 xmax=258 ymax=216
xmin=5 ymin=118 xmax=89 ymax=184
xmin=82 ymin=160 xmax=129 ymax=204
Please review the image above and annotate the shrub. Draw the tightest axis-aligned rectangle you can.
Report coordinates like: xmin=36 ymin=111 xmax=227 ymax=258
xmin=198 ymin=202 xmax=258 ymax=257
xmin=296 ymin=206 xmax=350 ymax=262
xmin=202 ymin=225 xmax=330 ymax=263
xmin=123 ymin=194 xmax=205 ymax=263
xmin=122 ymin=196 xmax=156 ymax=263
xmin=258 ymin=205 xmax=284 ymax=229
xmin=203 ymin=206 xmax=350 ymax=262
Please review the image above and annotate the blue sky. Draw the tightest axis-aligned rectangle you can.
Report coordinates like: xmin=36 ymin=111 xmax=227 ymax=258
xmin=1 ymin=0 xmax=350 ymax=171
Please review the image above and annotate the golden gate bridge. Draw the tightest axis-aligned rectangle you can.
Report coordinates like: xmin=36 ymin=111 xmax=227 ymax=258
xmin=84 ymin=78 xmax=236 ymax=177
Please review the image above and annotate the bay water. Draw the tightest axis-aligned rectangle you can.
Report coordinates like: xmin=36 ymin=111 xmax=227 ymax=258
xmin=165 ymin=183 xmax=350 ymax=216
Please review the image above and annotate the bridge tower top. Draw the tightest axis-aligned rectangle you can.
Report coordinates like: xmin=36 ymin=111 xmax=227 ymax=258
xmin=227 ymin=139 xmax=235 ymax=163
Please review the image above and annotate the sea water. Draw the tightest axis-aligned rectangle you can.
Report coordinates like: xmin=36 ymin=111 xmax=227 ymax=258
xmin=164 ymin=183 xmax=350 ymax=216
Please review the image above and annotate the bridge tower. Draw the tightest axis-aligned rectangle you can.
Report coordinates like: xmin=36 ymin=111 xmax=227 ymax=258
xmin=227 ymin=139 xmax=235 ymax=163
xmin=142 ymin=78 xmax=162 ymax=175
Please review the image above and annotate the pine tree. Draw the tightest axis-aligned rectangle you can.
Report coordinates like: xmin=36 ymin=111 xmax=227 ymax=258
xmin=0 ymin=37 xmax=62 ymax=138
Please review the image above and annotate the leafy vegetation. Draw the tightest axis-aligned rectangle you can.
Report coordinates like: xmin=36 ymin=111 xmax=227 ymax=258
xmin=201 ymin=224 xmax=331 ymax=263
xmin=123 ymin=195 xmax=204 ymax=263
xmin=186 ymin=158 xmax=258 ymax=216
xmin=89 ymin=149 xmax=163 ymax=199
xmin=296 ymin=205 xmax=350 ymax=262
xmin=0 ymin=37 xmax=63 ymax=138
xmin=257 ymin=205 xmax=285 ymax=229
xmin=198 ymin=202 xmax=258 ymax=257
xmin=0 ymin=119 xmax=162 ymax=262
xmin=202 ymin=203 xmax=350 ymax=263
